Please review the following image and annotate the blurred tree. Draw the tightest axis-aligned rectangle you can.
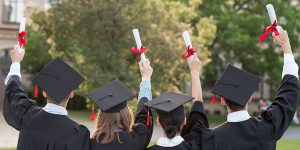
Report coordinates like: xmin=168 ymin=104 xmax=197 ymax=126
xmin=30 ymin=0 xmax=216 ymax=108
xmin=22 ymin=26 xmax=52 ymax=75
xmin=198 ymin=0 xmax=300 ymax=96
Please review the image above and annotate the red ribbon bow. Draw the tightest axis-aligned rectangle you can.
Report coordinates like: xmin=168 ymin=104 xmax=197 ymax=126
xmin=131 ymin=46 xmax=146 ymax=59
xmin=18 ymin=31 xmax=27 ymax=48
xmin=259 ymin=20 xmax=279 ymax=42
xmin=181 ymin=45 xmax=195 ymax=59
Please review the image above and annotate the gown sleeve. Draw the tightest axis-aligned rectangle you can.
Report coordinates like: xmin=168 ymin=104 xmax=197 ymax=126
xmin=181 ymin=101 xmax=209 ymax=137
xmin=131 ymin=80 xmax=153 ymax=149
xmin=260 ymin=74 xmax=299 ymax=140
xmin=3 ymin=75 xmax=39 ymax=130
xmin=132 ymin=97 xmax=153 ymax=149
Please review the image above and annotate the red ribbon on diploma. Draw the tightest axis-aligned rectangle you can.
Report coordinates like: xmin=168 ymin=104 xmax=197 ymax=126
xmin=18 ymin=31 xmax=27 ymax=48
xmin=181 ymin=45 xmax=195 ymax=59
xmin=131 ymin=46 xmax=146 ymax=59
xmin=259 ymin=20 xmax=279 ymax=42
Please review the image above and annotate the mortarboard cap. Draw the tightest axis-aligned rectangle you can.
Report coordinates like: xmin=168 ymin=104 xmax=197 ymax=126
xmin=87 ymin=80 xmax=135 ymax=113
xmin=32 ymin=57 xmax=84 ymax=103
xmin=211 ymin=64 xmax=261 ymax=106
xmin=144 ymin=92 xmax=194 ymax=117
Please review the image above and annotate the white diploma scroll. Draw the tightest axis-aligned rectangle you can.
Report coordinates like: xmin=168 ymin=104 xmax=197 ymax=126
xmin=18 ymin=17 xmax=26 ymax=52
xmin=266 ymin=4 xmax=277 ymax=24
xmin=182 ymin=31 xmax=194 ymax=61
xmin=132 ymin=29 xmax=146 ymax=62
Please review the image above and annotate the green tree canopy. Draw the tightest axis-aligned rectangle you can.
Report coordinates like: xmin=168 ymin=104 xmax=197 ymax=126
xmin=30 ymin=0 xmax=216 ymax=106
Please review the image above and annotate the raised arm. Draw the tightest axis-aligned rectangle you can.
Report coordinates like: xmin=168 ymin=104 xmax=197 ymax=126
xmin=133 ymin=59 xmax=153 ymax=149
xmin=181 ymin=54 xmax=209 ymax=137
xmin=261 ymin=26 xmax=299 ymax=140
xmin=3 ymin=45 xmax=38 ymax=130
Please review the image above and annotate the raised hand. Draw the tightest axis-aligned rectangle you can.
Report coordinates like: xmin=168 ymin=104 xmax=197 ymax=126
xmin=139 ymin=59 xmax=153 ymax=80
xmin=10 ymin=45 xmax=25 ymax=63
xmin=273 ymin=26 xmax=292 ymax=54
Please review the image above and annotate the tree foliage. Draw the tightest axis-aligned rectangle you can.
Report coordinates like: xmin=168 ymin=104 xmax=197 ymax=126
xmin=31 ymin=0 xmax=216 ymax=105
xmin=199 ymin=0 xmax=300 ymax=94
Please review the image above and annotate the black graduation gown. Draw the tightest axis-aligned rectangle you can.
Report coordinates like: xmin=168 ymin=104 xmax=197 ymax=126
xmin=201 ymin=75 xmax=299 ymax=150
xmin=148 ymin=101 xmax=209 ymax=150
xmin=90 ymin=97 xmax=153 ymax=150
xmin=3 ymin=76 xmax=90 ymax=150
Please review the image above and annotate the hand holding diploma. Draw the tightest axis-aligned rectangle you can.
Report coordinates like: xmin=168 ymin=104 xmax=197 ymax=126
xmin=259 ymin=4 xmax=280 ymax=42
xmin=182 ymin=31 xmax=195 ymax=61
xmin=131 ymin=29 xmax=146 ymax=63
xmin=18 ymin=17 xmax=27 ymax=52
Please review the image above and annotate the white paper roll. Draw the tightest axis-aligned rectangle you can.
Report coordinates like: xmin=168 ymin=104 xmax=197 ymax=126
xmin=266 ymin=4 xmax=277 ymax=24
xmin=183 ymin=31 xmax=192 ymax=48
xmin=182 ymin=31 xmax=194 ymax=61
xmin=18 ymin=17 xmax=26 ymax=52
xmin=132 ymin=29 xmax=146 ymax=62
xmin=19 ymin=17 xmax=26 ymax=33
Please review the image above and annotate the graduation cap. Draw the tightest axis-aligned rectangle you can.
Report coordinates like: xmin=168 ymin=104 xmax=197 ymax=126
xmin=87 ymin=80 xmax=135 ymax=113
xmin=144 ymin=91 xmax=194 ymax=118
xmin=211 ymin=64 xmax=261 ymax=106
xmin=32 ymin=57 xmax=84 ymax=103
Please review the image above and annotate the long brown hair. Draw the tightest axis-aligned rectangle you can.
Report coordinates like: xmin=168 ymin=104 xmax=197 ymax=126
xmin=92 ymin=106 xmax=134 ymax=144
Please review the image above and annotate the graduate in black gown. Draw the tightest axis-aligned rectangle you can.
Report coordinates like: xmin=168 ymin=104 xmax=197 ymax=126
xmin=146 ymin=55 xmax=208 ymax=150
xmin=88 ymin=59 xmax=153 ymax=150
xmin=3 ymin=46 xmax=90 ymax=150
xmin=201 ymin=26 xmax=299 ymax=150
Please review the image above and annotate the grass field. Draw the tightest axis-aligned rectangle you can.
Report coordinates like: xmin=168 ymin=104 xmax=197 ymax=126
xmin=1 ymin=139 xmax=299 ymax=150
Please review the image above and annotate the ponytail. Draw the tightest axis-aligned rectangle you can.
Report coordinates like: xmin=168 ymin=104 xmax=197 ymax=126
xmin=165 ymin=125 xmax=180 ymax=139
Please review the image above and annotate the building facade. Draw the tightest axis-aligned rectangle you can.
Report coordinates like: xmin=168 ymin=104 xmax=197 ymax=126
xmin=0 ymin=0 xmax=50 ymax=111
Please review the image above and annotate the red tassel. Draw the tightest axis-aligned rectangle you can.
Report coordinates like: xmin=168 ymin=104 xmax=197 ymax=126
xmin=221 ymin=97 xmax=226 ymax=106
xmin=211 ymin=94 xmax=217 ymax=105
xmin=146 ymin=107 xmax=150 ymax=126
xmin=90 ymin=105 xmax=95 ymax=121
xmin=34 ymin=85 xmax=38 ymax=98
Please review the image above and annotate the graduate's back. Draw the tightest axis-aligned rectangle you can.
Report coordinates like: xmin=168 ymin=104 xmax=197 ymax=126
xmin=201 ymin=26 xmax=299 ymax=150
xmin=4 ymin=76 xmax=90 ymax=150
xmin=17 ymin=109 xmax=90 ymax=150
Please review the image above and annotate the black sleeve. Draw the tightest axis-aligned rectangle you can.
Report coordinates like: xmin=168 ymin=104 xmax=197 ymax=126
xmin=181 ymin=101 xmax=209 ymax=137
xmin=3 ymin=75 xmax=38 ymax=130
xmin=260 ymin=75 xmax=299 ymax=140
xmin=132 ymin=97 xmax=153 ymax=149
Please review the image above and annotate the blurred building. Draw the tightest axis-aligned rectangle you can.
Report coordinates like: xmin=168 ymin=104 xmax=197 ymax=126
xmin=0 ymin=0 xmax=54 ymax=111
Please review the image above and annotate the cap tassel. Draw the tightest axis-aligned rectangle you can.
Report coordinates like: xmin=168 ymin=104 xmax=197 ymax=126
xmin=34 ymin=85 xmax=38 ymax=98
xmin=211 ymin=94 xmax=217 ymax=105
xmin=221 ymin=97 xmax=226 ymax=106
xmin=90 ymin=104 xmax=95 ymax=121
xmin=146 ymin=107 xmax=150 ymax=126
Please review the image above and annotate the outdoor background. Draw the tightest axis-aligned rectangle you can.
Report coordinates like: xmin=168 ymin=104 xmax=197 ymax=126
xmin=0 ymin=0 xmax=300 ymax=149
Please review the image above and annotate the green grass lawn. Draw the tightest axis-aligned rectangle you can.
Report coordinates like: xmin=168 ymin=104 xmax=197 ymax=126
xmin=1 ymin=139 xmax=299 ymax=150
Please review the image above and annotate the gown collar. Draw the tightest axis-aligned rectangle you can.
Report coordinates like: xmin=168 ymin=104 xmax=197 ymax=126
xmin=43 ymin=103 xmax=68 ymax=116
xmin=227 ymin=110 xmax=250 ymax=122
xmin=156 ymin=136 xmax=184 ymax=147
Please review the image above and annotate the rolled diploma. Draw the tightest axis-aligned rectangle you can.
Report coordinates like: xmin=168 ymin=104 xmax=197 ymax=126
xmin=266 ymin=4 xmax=277 ymax=24
xmin=18 ymin=17 xmax=26 ymax=52
xmin=132 ymin=29 xmax=146 ymax=62
xmin=183 ymin=31 xmax=194 ymax=61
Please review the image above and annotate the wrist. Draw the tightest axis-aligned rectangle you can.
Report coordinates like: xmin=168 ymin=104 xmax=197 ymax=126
xmin=282 ymin=43 xmax=292 ymax=54
xmin=191 ymin=71 xmax=200 ymax=76
xmin=142 ymin=77 xmax=151 ymax=81
xmin=12 ymin=60 xmax=21 ymax=63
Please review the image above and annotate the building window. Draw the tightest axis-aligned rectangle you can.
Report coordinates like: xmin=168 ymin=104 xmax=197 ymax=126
xmin=2 ymin=0 xmax=24 ymax=23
